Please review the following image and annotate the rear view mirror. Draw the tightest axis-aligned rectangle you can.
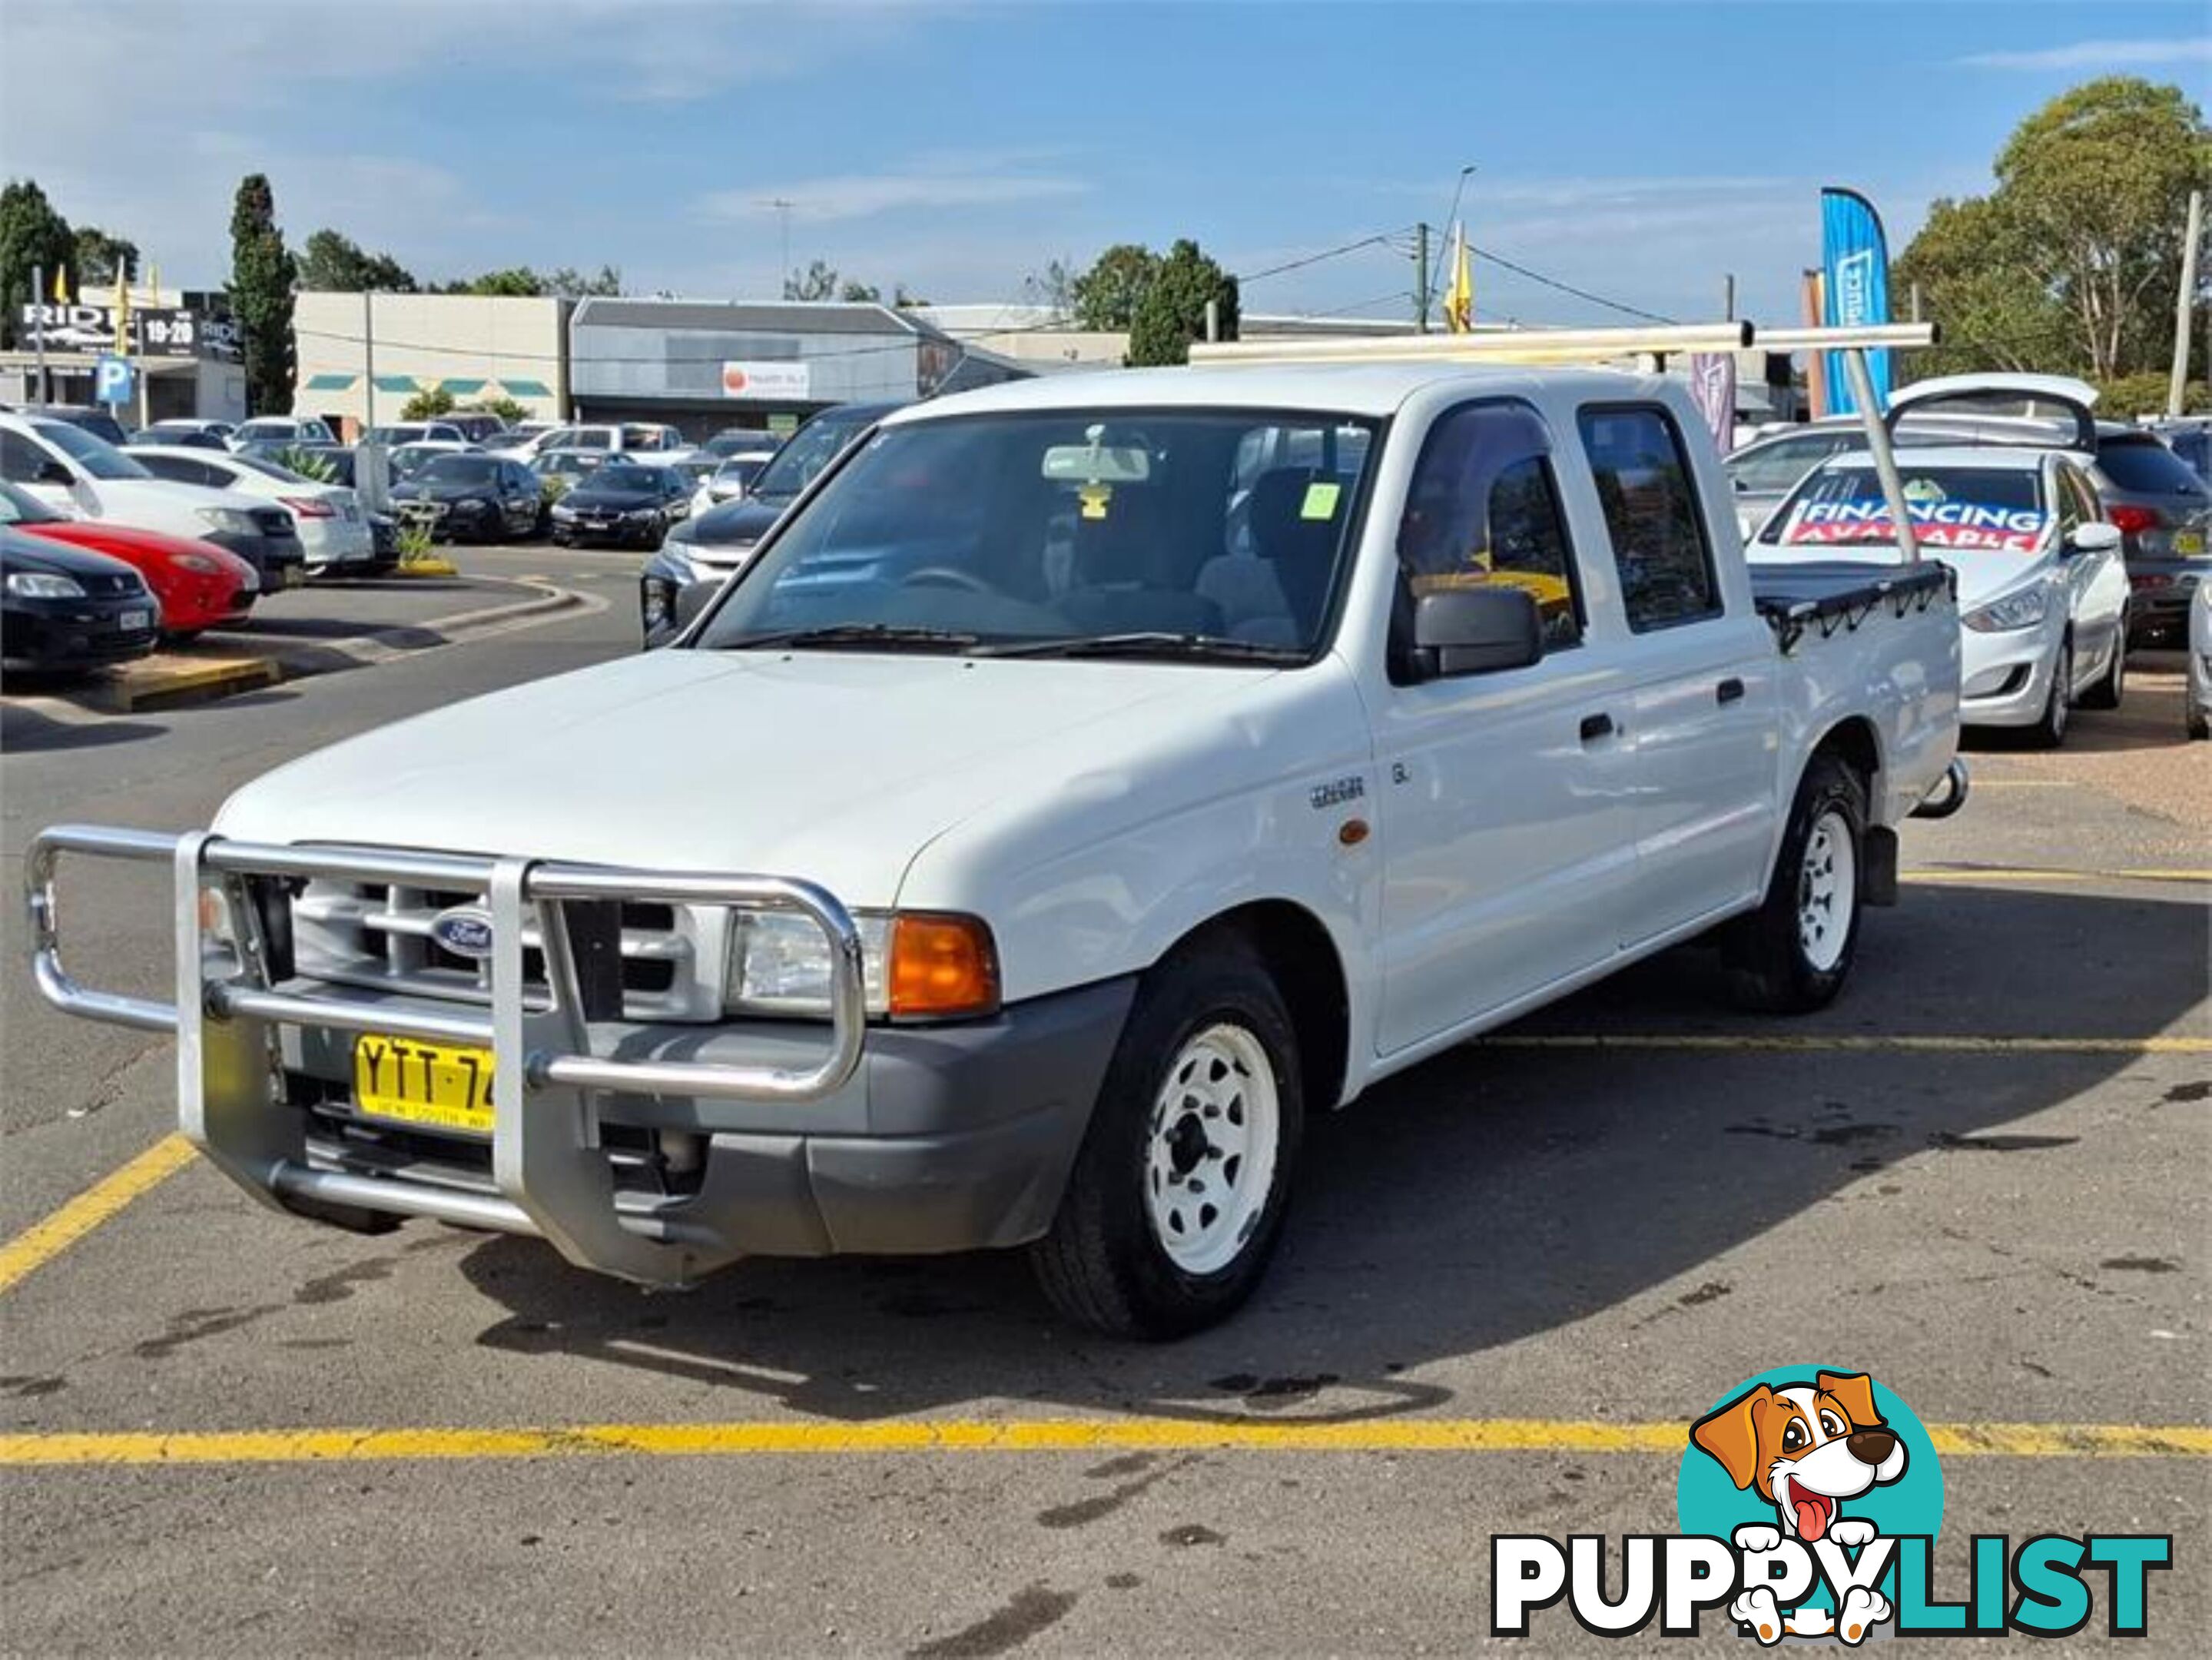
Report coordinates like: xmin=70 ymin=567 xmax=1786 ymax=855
xmin=2067 ymin=522 xmax=2123 ymax=555
xmin=1410 ymin=586 xmax=1544 ymax=679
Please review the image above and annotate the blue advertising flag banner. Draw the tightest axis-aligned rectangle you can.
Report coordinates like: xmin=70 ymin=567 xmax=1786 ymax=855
xmin=1821 ymin=187 xmax=1892 ymax=414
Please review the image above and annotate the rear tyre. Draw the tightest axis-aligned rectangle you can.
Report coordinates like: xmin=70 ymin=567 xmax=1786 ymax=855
xmin=2188 ymin=689 xmax=2210 ymax=742
xmin=2025 ymin=640 xmax=2071 ymax=749
xmin=2078 ymin=630 xmax=2125 ymax=711
xmin=1723 ymin=754 xmax=1866 ymax=1014
xmin=1029 ymin=939 xmax=1303 ymax=1340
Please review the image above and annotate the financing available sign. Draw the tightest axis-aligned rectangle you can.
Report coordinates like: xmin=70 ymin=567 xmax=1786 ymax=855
xmin=1782 ymin=497 xmax=2055 ymax=555
xmin=720 ymin=360 xmax=811 ymax=400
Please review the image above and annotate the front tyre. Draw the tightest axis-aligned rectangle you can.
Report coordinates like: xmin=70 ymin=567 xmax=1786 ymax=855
xmin=2025 ymin=639 xmax=2072 ymax=749
xmin=1029 ymin=941 xmax=1303 ymax=1339
xmin=1723 ymin=754 xmax=1867 ymax=1014
xmin=2077 ymin=628 xmax=2125 ymax=711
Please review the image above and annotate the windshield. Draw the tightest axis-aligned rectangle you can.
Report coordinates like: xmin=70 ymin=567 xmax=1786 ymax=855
xmin=1727 ymin=433 xmax=1855 ymax=493
xmin=1763 ymin=464 xmax=2050 ymax=553
xmin=418 ymin=456 xmax=497 ymax=485
xmin=32 ymin=420 xmax=151 ymax=481
xmin=0 ymin=479 xmax=67 ymax=524
xmin=751 ymin=413 xmax=871 ymax=503
xmin=695 ymin=408 xmax=1379 ymax=659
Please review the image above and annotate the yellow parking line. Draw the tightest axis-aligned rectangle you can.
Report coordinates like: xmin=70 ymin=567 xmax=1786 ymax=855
xmin=0 ymin=1135 xmax=196 ymax=1298
xmin=1481 ymin=1034 xmax=2210 ymax=1054
xmin=0 ymin=1417 xmax=2203 ymax=1468
xmin=1902 ymin=867 xmax=2212 ymax=885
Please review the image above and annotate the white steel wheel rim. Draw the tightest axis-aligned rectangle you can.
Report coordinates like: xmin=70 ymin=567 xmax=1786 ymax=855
xmin=1144 ymin=1023 xmax=1281 ymax=1276
xmin=1797 ymin=808 xmax=1855 ymax=973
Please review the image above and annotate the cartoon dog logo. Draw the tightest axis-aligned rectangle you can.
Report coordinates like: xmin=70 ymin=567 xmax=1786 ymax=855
xmin=1691 ymin=1370 xmax=1907 ymax=1644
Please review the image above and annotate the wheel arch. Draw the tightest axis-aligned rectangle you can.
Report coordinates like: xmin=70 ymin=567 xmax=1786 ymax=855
xmin=1810 ymin=715 xmax=1882 ymax=798
xmin=1161 ymin=899 xmax=1351 ymax=1114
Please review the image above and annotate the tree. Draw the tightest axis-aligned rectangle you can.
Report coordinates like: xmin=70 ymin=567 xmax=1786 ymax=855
xmin=228 ymin=174 xmax=297 ymax=415
xmin=1126 ymin=238 xmax=1238 ymax=367
xmin=462 ymin=394 xmax=530 ymax=427
xmin=298 ymin=228 xmax=416 ymax=293
xmin=0 ymin=179 xmax=75 ymax=348
xmin=1897 ymin=77 xmax=2210 ymax=381
xmin=459 ymin=267 xmax=546 ymax=297
xmin=1070 ymin=243 xmax=1161 ymax=331
xmin=400 ymin=384 xmax=456 ymax=420
xmin=73 ymin=226 xmax=138 ymax=288
xmin=543 ymin=264 xmax=621 ymax=297
xmin=1022 ymin=257 xmax=1075 ymax=317
xmin=839 ymin=278 xmax=882 ymax=303
xmin=783 ymin=259 xmax=838 ymax=301
xmin=892 ymin=282 xmax=927 ymax=309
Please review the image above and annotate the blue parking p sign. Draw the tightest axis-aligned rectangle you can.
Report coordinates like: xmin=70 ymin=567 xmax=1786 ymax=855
xmin=93 ymin=354 xmax=133 ymax=405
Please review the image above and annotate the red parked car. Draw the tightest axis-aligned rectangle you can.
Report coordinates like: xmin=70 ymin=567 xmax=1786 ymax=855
xmin=0 ymin=480 xmax=258 ymax=639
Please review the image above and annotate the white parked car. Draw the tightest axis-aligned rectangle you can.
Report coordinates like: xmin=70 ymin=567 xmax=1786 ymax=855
xmin=689 ymin=449 xmax=777 ymax=518
xmin=0 ymin=410 xmax=306 ymax=583
xmin=1753 ymin=449 xmax=2129 ymax=748
xmin=129 ymin=446 xmax=376 ymax=575
xmin=27 ymin=357 xmax=1962 ymax=1337
xmin=2187 ymin=576 xmax=2210 ymax=741
xmin=230 ymin=416 xmax=337 ymax=450
xmin=366 ymin=422 xmax=466 ymax=447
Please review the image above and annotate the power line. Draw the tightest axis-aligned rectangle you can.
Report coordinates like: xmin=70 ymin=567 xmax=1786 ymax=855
xmin=1234 ymin=231 xmax=1410 ymax=286
xmin=1465 ymin=243 xmax=1678 ymax=324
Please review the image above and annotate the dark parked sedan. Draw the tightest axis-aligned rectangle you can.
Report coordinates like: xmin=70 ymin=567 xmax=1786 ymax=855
xmin=550 ymin=461 xmax=691 ymax=548
xmin=390 ymin=453 xmax=542 ymax=543
xmin=1 ymin=526 xmax=160 ymax=671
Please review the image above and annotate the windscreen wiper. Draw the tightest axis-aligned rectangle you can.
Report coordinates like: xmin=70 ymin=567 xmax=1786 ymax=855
xmin=715 ymin=622 xmax=983 ymax=652
xmin=974 ymin=632 xmax=1307 ymax=663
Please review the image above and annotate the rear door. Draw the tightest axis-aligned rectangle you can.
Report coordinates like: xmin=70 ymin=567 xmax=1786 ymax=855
xmin=1375 ymin=399 xmax=1640 ymax=1052
xmin=1575 ymin=403 xmax=1779 ymax=945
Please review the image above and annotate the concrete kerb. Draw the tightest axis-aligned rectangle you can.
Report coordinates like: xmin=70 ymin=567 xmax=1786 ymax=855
xmin=55 ymin=579 xmax=585 ymax=715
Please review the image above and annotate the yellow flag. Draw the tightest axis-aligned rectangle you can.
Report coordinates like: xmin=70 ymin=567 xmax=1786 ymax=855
xmin=51 ymin=266 xmax=68 ymax=304
xmin=114 ymin=274 xmax=131 ymax=354
xmin=1443 ymin=224 xmax=1474 ymax=334
xmin=147 ymin=262 xmax=161 ymax=304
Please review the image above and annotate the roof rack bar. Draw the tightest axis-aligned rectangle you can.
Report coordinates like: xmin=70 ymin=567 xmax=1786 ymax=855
xmin=1186 ymin=320 xmax=1935 ymax=367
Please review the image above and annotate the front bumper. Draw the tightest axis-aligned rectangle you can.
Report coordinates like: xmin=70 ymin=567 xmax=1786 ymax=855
xmin=556 ymin=514 xmax=662 ymax=547
xmin=206 ymin=530 xmax=307 ymax=589
xmin=25 ymin=828 xmax=1126 ymax=1280
xmin=2 ymin=598 xmax=159 ymax=669
xmin=1958 ymin=620 xmax=2059 ymax=727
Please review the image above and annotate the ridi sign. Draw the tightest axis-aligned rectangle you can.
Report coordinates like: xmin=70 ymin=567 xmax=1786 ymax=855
xmin=720 ymin=360 xmax=811 ymax=400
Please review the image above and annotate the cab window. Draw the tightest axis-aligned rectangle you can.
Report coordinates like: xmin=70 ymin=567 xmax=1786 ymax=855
xmin=1579 ymin=404 xmax=1720 ymax=632
xmin=1395 ymin=400 xmax=1584 ymax=658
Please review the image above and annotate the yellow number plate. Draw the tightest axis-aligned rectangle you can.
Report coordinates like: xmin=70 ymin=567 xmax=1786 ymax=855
xmin=353 ymin=1034 xmax=496 ymax=1134
xmin=2174 ymin=530 xmax=2205 ymax=557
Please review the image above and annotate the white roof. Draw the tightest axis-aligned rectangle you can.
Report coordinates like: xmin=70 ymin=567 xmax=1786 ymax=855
xmin=893 ymin=361 xmax=1655 ymax=422
xmin=1816 ymin=444 xmax=2048 ymax=473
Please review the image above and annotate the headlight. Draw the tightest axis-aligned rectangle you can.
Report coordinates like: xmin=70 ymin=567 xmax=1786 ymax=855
xmin=725 ymin=910 xmax=1000 ymax=1021
xmin=5 ymin=571 xmax=85 ymax=598
xmin=197 ymin=507 xmax=257 ymax=535
xmin=550 ymin=503 xmax=577 ymax=521
xmin=624 ymin=506 xmax=659 ymax=520
xmin=641 ymin=576 xmax=677 ymax=629
xmin=172 ymin=553 xmax=223 ymax=573
xmin=1962 ymin=587 xmax=2048 ymax=632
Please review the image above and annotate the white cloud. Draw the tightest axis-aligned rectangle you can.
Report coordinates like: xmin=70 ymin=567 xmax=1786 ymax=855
xmin=702 ymin=156 xmax=1089 ymax=224
xmin=1960 ymin=36 xmax=2212 ymax=71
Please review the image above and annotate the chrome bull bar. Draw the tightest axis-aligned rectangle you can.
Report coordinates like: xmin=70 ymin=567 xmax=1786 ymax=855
xmin=25 ymin=824 xmax=867 ymax=1284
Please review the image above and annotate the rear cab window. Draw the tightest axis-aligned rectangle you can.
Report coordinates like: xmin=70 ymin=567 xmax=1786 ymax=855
xmin=1577 ymin=405 xmax=1720 ymax=631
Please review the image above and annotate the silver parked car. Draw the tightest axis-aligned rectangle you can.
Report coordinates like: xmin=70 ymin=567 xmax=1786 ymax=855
xmin=2187 ymin=576 xmax=2210 ymax=741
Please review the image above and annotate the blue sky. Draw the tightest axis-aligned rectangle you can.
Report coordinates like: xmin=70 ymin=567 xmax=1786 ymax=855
xmin=3 ymin=0 xmax=2205 ymax=328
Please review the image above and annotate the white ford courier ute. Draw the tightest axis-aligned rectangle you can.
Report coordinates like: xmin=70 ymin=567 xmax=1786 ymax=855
xmin=28 ymin=357 xmax=1962 ymax=1337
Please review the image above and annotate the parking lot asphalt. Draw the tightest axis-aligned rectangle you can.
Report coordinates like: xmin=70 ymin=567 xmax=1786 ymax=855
xmin=0 ymin=583 xmax=2205 ymax=1656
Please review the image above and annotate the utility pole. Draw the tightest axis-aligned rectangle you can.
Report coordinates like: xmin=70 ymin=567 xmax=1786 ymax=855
xmin=1204 ymin=298 xmax=1219 ymax=344
xmin=363 ymin=289 xmax=378 ymax=435
xmin=2168 ymin=188 xmax=2203 ymax=418
xmin=1414 ymin=222 xmax=1431 ymax=333
xmin=1722 ymin=273 xmax=1736 ymax=322
xmin=760 ymin=198 xmax=794 ymax=297
xmin=30 ymin=264 xmax=48 ymax=403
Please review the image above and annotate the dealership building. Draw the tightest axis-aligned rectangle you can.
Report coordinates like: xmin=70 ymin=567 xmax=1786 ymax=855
xmin=292 ymin=294 xmax=1033 ymax=440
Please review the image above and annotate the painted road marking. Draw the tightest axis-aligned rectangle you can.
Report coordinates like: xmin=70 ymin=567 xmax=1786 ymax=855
xmin=1481 ymin=1034 xmax=2211 ymax=1054
xmin=0 ymin=1418 xmax=2203 ymax=1468
xmin=1902 ymin=867 xmax=2212 ymax=886
xmin=0 ymin=1135 xmax=195 ymax=1297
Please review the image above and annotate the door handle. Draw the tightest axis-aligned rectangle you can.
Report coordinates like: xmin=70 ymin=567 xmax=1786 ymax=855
xmin=1579 ymin=712 xmax=1615 ymax=743
xmin=1716 ymin=677 xmax=1746 ymax=706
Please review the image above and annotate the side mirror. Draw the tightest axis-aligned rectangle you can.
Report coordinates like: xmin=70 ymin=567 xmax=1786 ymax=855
xmin=36 ymin=459 xmax=75 ymax=486
xmin=1410 ymin=586 xmax=1545 ymax=679
xmin=2066 ymin=522 xmax=2123 ymax=556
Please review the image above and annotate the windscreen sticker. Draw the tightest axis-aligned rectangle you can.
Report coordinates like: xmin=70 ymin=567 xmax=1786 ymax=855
xmin=1781 ymin=497 xmax=2052 ymax=554
xmin=1300 ymin=480 xmax=1343 ymax=520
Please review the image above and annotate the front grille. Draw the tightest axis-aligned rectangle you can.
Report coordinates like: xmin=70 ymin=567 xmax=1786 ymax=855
xmin=288 ymin=880 xmax=705 ymax=1019
xmin=78 ymin=571 xmax=142 ymax=596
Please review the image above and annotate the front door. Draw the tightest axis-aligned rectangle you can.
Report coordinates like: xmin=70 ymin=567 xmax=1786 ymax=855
xmin=1375 ymin=400 xmax=1639 ymax=1054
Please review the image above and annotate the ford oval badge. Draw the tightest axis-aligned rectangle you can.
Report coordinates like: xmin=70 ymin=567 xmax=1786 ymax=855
xmin=430 ymin=905 xmax=496 ymax=961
